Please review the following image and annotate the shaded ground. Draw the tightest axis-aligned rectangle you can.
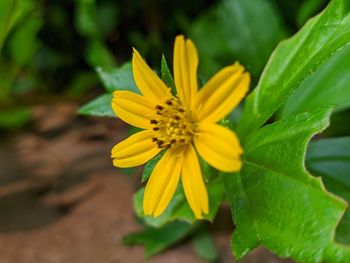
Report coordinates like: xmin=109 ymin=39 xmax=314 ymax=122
xmin=0 ymin=103 xmax=293 ymax=263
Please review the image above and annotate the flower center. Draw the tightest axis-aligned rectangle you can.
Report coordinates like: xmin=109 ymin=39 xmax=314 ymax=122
xmin=150 ymin=97 xmax=194 ymax=149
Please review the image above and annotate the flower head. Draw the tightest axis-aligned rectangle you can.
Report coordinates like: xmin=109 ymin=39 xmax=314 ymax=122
xmin=111 ymin=35 xmax=250 ymax=219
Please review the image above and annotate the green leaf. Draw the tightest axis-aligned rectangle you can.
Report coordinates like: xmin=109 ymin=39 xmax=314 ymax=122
xmin=192 ymin=227 xmax=219 ymax=262
xmin=198 ymin=157 xmax=217 ymax=182
xmin=297 ymin=0 xmax=326 ymax=26
xmin=122 ymin=221 xmax=195 ymax=258
xmin=74 ymin=0 xmax=99 ymax=38
xmin=324 ymin=109 xmax=350 ymax=137
xmin=190 ymin=0 xmax=286 ymax=78
xmin=0 ymin=107 xmax=31 ymax=129
xmin=79 ymin=63 xmax=139 ymax=118
xmin=9 ymin=14 xmax=42 ymax=66
xmin=78 ymin=93 xmax=114 ymax=117
xmin=0 ymin=60 xmax=17 ymax=102
xmin=85 ymin=39 xmax=116 ymax=68
xmin=66 ymin=71 xmax=99 ymax=97
xmin=307 ymin=137 xmax=350 ymax=188
xmin=160 ymin=54 xmax=176 ymax=94
xmin=281 ymin=44 xmax=350 ymax=118
xmin=222 ymin=107 xmax=350 ymax=262
xmin=0 ymin=0 xmax=34 ymax=52
xmin=306 ymin=137 xmax=350 ymax=245
xmin=96 ymin=62 xmax=139 ymax=93
xmin=134 ymin=178 xmax=225 ymax=227
xmin=141 ymin=151 xmax=165 ymax=183
xmin=95 ymin=1 xmax=119 ymax=37
xmin=238 ymin=0 xmax=350 ymax=138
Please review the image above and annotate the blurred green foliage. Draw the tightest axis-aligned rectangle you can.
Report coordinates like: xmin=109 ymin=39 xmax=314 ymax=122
xmin=190 ymin=0 xmax=287 ymax=79
xmin=0 ymin=0 xmax=41 ymax=103
xmin=123 ymin=220 xmax=195 ymax=258
xmin=0 ymin=0 xmax=334 ymax=127
xmin=0 ymin=0 xmax=332 ymax=106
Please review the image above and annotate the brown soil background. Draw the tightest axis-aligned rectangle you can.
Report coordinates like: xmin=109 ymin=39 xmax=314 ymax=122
xmin=0 ymin=103 xmax=294 ymax=263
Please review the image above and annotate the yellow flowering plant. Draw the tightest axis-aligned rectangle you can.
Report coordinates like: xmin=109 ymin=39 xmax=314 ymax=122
xmin=111 ymin=35 xmax=250 ymax=219
xmin=79 ymin=0 xmax=350 ymax=261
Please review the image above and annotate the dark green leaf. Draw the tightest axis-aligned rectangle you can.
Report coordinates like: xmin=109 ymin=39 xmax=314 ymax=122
xmin=190 ymin=0 xmax=286 ymax=78
xmin=122 ymin=221 xmax=194 ymax=258
xmin=9 ymin=14 xmax=43 ymax=66
xmin=222 ymin=107 xmax=350 ymax=262
xmin=96 ymin=2 xmax=119 ymax=36
xmin=141 ymin=151 xmax=165 ymax=183
xmin=66 ymin=71 xmax=99 ymax=97
xmin=134 ymin=178 xmax=225 ymax=227
xmin=198 ymin=157 xmax=217 ymax=182
xmin=75 ymin=0 xmax=99 ymax=38
xmin=297 ymin=0 xmax=326 ymax=26
xmin=307 ymin=137 xmax=350 ymax=188
xmin=281 ymin=44 xmax=350 ymax=118
xmin=306 ymin=137 xmax=350 ymax=245
xmin=160 ymin=54 xmax=176 ymax=94
xmin=85 ymin=39 xmax=116 ymax=68
xmin=96 ymin=62 xmax=139 ymax=93
xmin=78 ymin=93 xmax=114 ymax=117
xmin=117 ymin=167 xmax=136 ymax=176
xmin=238 ymin=0 xmax=350 ymax=138
xmin=192 ymin=228 xmax=219 ymax=262
xmin=0 ymin=62 xmax=17 ymax=101
xmin=324 ymin=109 xmax=350 ymax=137
xmin=127 ymin=125 xmax=142 ymax=136
xmin=0 ymin=0 xmax=34 ymax=51
xmin=0 ymin=107 xmax=31 ymax=129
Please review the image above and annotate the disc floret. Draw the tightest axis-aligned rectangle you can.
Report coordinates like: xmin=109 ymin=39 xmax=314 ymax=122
xmin=150 ymin=97 xmax=194 ymax=148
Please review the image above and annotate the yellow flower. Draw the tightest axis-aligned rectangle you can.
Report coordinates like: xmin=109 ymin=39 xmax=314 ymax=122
xmin=111 ymin=35 xmax=250 ymax=219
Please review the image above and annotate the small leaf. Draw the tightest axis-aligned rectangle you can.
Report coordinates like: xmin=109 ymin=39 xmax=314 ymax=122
xmin=67 ymin=71 xmax=99 ymax=97
xmin=160 ymin=54 xmax=176 ymax=94
xmin=0 ymin=107 xmax=31 ymax=129
xmin=141 ymin=151 xmax=165 ymax=182
xmin=122 ymin=221 xmax=195 ymax=258
xmin=85 ymin=39 xmax=116 ymax=68
xmin=96 ymin=62 xmax=139 ymax=93
xmin=0 ymin=0 xmax=34 ymax=51
xmin=117 ymin=167 xmax=136 ymax=176
xmin=95 ymin=1 xmax=119 ymax=36
xmin=192 ymin=227 xmax=219 ymax=262
xmin=198 ymin=157 xmax=217 ymax=182
xmin=78 ymin=93 xmax=114 ymax=117
xmin=9 ymin=13 xmax=42 ymax=66
xmin=74 ymin=0 xmax=99 ymax=38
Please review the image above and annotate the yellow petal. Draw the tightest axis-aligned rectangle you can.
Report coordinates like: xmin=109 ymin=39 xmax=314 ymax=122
xmin=173 ymin=35 xmax=198 ymax=108
xmin=181 ymin=145 xmax=208 ymax=219
xmin=112 ymin=91 xmax=156 ymax=129
xmin=111 ymin=130 xmax=161 ymax=168
xmin=132 ymin=48 xmax=169 ymax=104
xmin=193 ymin=62 xmax=250 ymax=123
xmin=194 ymin=123 xmax=243 ymax=172
xmin=143 ymin=148 xmax=183 ymax=217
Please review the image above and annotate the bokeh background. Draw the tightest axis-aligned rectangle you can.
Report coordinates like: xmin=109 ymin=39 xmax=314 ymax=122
xmin=1 ymin=0 xmax=345 ymax=262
